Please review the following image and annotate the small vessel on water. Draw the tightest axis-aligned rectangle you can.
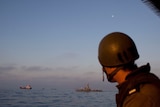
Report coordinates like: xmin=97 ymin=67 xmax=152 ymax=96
xmin=76 ymin=84 xmax=102 ymax=92
xmin=20 ymin=85 xmax=32 ymax=89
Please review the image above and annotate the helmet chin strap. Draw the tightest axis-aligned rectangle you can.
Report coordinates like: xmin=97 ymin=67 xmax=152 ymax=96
xmin=103 ymin=67 xmax=122 ymax=82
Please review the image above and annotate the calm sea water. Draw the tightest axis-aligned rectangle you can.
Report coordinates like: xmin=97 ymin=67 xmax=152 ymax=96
xmin=0 ymin=88 xmax=116 ymax=107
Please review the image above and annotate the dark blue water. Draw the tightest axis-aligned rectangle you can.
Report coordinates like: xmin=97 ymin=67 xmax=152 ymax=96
xmin=0 ymin=88 xmax=116 ymax=107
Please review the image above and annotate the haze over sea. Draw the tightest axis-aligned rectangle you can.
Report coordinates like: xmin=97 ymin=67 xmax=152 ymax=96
xmin=1 ymin=0 xmax=160 ymax=91
xmin=0 ymin=88 xmax=116 ymax=107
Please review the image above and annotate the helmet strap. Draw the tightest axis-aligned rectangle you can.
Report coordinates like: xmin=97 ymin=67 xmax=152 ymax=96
xmin=103 ymin=67 xmax=122 ymax=82
xmin=102 ymin=70 xmax=105 ymax=82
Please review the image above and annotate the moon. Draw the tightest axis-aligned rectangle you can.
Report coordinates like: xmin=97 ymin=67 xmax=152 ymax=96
xmin=112 ymin=15 xmax=114 ymax=18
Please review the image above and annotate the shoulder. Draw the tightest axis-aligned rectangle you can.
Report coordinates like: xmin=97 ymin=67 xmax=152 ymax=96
xmin=140 ymin=83 xmax=160 ymax=95
xmin=123 ymin=83 xmax=160 ymax=107
xmin=139 ymin=83 xmax=160 ymax=103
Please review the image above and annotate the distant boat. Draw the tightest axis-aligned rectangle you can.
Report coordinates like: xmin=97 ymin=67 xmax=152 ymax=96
xmin=76 ymin=84 xmax=102 ymax=92
xmin=20 ymin=85 xmax=32 ymax=89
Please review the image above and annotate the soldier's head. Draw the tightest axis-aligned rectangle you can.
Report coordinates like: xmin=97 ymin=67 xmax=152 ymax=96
xmin=98 ymin=32 xmax=139 ymax=82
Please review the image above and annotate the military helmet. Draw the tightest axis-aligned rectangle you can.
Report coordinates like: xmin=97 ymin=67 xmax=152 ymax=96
xmin=98 ymin=32 xmax=139 ymax=67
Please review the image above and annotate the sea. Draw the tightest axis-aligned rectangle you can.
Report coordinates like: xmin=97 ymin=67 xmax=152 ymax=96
xmin=0 ymin=88 xmax=116 ymax=107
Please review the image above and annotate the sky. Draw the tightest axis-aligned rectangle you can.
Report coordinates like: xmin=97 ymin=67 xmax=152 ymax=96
xmin=0 ymin=0 xmax=160 ymax=90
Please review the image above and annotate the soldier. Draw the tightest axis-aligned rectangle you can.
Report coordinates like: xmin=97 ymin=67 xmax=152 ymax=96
xmin=98 ymin=32 xmax=160 ymax=107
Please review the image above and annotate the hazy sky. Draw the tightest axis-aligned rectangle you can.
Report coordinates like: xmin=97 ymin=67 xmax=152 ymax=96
xmin=0 ymin=0 xmax=160 ymax=90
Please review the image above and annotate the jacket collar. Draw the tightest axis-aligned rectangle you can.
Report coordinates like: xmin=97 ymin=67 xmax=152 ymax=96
xmin=116 ymin=63 xmax=150 ymax=90
xmin=126 ymin=63 xmax=150 ymax=80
